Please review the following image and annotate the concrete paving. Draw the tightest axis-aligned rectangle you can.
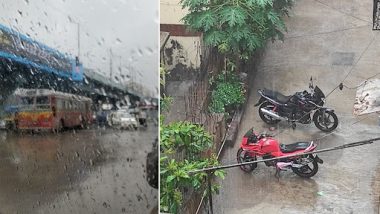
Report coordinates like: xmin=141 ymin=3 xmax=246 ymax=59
xmin=213 ymin=0 xmax=380 ymax=213
xmin=0 ymin=125 xmax=157 ymax=213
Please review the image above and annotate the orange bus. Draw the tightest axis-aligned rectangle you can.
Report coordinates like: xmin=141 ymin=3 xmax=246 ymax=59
xmin=13 ymin=88 xmax=93 ymax=131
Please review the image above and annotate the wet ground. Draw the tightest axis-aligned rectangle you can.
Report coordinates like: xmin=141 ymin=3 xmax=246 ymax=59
xmin=213 ymin=0 xmax=380 ymax=213
xmin=0 ymin=124 xmax=157 ymax=213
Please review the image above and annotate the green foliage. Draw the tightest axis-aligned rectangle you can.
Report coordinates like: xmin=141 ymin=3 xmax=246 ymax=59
xmin=160 ymin=65 xmax=173 ymax=113
xmin=181 ymin=0 xmax=293 ymax=57
xmin=160 ymin=95 xmax=173 ymax=113
xmin=160 ymin=121 xmax=225 ymax=213
xmin=209 ymin=71 xmax=245 ymax=113
xmin=160 ymin=121 xmax=213 ymax=160
xmin=160 ymin=65 xmax=168 ymax=86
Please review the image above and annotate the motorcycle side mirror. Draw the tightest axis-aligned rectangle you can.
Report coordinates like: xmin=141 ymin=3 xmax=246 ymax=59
xmin=339 ymin=83 xmax=343 ymax=90
xmin=309 ymin=76 xmax=314 ymax=89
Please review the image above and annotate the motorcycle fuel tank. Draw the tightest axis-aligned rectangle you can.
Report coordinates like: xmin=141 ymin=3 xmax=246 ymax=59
xmin=260 ymin=138 xmax=281 ymax=154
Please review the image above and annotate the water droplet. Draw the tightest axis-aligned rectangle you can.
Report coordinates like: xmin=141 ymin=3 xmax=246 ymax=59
xmin=145 ymin=47 xmax=154 ymax=55
xmin=137 ymin=49 xmax=143 ymax=56
xmin=102 ymin=202 xmax=109 ymax=208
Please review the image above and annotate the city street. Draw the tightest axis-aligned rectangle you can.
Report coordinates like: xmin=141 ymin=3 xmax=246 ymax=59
xmin=0 ymin=125 xmax=157 ymax=213
xmin=213 ymin=0 xmax=380 ymax=213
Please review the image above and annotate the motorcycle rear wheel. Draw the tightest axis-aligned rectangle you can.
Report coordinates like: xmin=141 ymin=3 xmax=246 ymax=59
xmin=313 ymin=110 xmax=338 ymax=132
xmin=292 ymin=155 xmax=318 ymax=178
xmin=237 ymin=148 xmax=257 ymax=173
xmin=258 ymin=102 xmax=281 ymax=125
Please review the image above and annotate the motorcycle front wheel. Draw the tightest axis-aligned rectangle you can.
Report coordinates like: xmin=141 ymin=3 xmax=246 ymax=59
xmin=258 ymin=102 xmax=281 ymax=125
xmin=292 ymin=155 xmax=318 ymax=178
xmin=237 ymin=148 xmax=257 ymax=173
xmin=313 ymin=110 xmax=338 ymax=132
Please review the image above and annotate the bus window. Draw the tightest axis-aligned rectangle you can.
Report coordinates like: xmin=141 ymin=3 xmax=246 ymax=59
xmin=51 ymin=97 xmax=56 ymax=105
xmin=57 ymin=99 xmax=63 ymax=110
xmin=20 ymin=97 xmax=34 ymax=105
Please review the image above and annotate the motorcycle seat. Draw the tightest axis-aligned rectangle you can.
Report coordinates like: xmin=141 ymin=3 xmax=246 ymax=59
xmin=262 ymin=89 xmax=292 ymax=104
xmin=280 ymin=142 xmax=311 ymax=153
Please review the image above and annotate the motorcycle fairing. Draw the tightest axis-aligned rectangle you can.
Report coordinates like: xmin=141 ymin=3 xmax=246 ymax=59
xmin=240 ymin=132 xmax=317 ymax=157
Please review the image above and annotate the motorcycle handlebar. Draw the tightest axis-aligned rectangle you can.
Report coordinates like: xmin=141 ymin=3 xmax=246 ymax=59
xmin=259 ymin=133 xmax=273 ymax=138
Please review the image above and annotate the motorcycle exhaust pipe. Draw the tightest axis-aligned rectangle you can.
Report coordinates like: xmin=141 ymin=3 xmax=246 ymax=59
xmin=260 ymin=108 xmax=285 ymax=120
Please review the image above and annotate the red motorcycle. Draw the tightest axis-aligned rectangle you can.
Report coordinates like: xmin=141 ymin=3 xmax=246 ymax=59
xmin=237 ymin=128 xmax=323 ymax=178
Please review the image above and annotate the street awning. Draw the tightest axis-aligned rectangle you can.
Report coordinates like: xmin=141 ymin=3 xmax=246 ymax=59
xmin=353 ymin=79 xmax=380 ymax=115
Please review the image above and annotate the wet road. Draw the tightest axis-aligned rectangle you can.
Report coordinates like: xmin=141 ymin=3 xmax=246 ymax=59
xmin=213 ymin=0 xmax=380 ymax=213
xmin=0 ymin=125 xmax=157 ymax=213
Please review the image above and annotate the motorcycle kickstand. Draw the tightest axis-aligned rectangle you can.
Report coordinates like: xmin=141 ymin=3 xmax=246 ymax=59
xmin=291 ymin=122 xmax=296 ymax=130
xmin=275 ymin=168 xmax=281 ymax=181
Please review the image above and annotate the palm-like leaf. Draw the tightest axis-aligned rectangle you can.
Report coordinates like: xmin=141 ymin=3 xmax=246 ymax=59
xmin=198 ymin=11 xmax=217 ymax=31
xmin=247 ymin=0 xmax=274 ymax=7
xmin=220 ymin=6 xmax=247 ymax=27
xmin=204 ymin=30 xmax=225 ymax=46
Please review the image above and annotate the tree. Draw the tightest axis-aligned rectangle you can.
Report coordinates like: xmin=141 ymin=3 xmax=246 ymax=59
xmin=181 ymin=0 xmax=293 ymax=60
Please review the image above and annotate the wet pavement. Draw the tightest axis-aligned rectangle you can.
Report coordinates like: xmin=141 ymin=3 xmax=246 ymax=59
xmin=0 ymin=125 xmax=157 ymax=213
xmin=213 ymin=0 xmax=380 ymax=213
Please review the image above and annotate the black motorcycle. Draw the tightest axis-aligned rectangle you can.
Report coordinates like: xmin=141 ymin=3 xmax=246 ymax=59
xmin=254 ymin=78 xmax=338 ymax=132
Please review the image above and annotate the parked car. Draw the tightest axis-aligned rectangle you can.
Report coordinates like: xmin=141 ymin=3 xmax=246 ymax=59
xmin=96 ymin=110 xmax=108 ymax=127
xmin=128 ymin=106 xmax=140 ymax=116
xmin=109 ymin=111 xmax=138 ymax=130
xmin=138 ymin=110 xmax=148 ymax=127
xmin=0 ymin=119 xmax=6 ymax=129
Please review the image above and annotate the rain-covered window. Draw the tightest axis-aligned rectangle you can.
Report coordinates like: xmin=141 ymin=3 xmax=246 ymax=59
xmin=0 ymin=0 xmax=158 ymax=213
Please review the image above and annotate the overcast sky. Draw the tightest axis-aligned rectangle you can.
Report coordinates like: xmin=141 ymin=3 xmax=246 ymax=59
xmin=0 ymin=0 xmax=159 ymax=96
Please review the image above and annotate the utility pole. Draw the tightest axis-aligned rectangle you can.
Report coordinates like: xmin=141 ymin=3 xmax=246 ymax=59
xmin=77 ymin=23 xmax=80 ymax=60
xmin=109 ymin=48 xmax=113 ymax=80
xmin=119 ymin=56 xmax=122 ymax=78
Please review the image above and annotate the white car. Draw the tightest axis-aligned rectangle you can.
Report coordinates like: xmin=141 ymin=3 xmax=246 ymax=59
xmin=120 ymin=113 xmax=138 ymax=130
xmin=0 ymin=119 xmax=6 ymax=129
xmin=109 ymin=111 xmax=138 ymax=130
